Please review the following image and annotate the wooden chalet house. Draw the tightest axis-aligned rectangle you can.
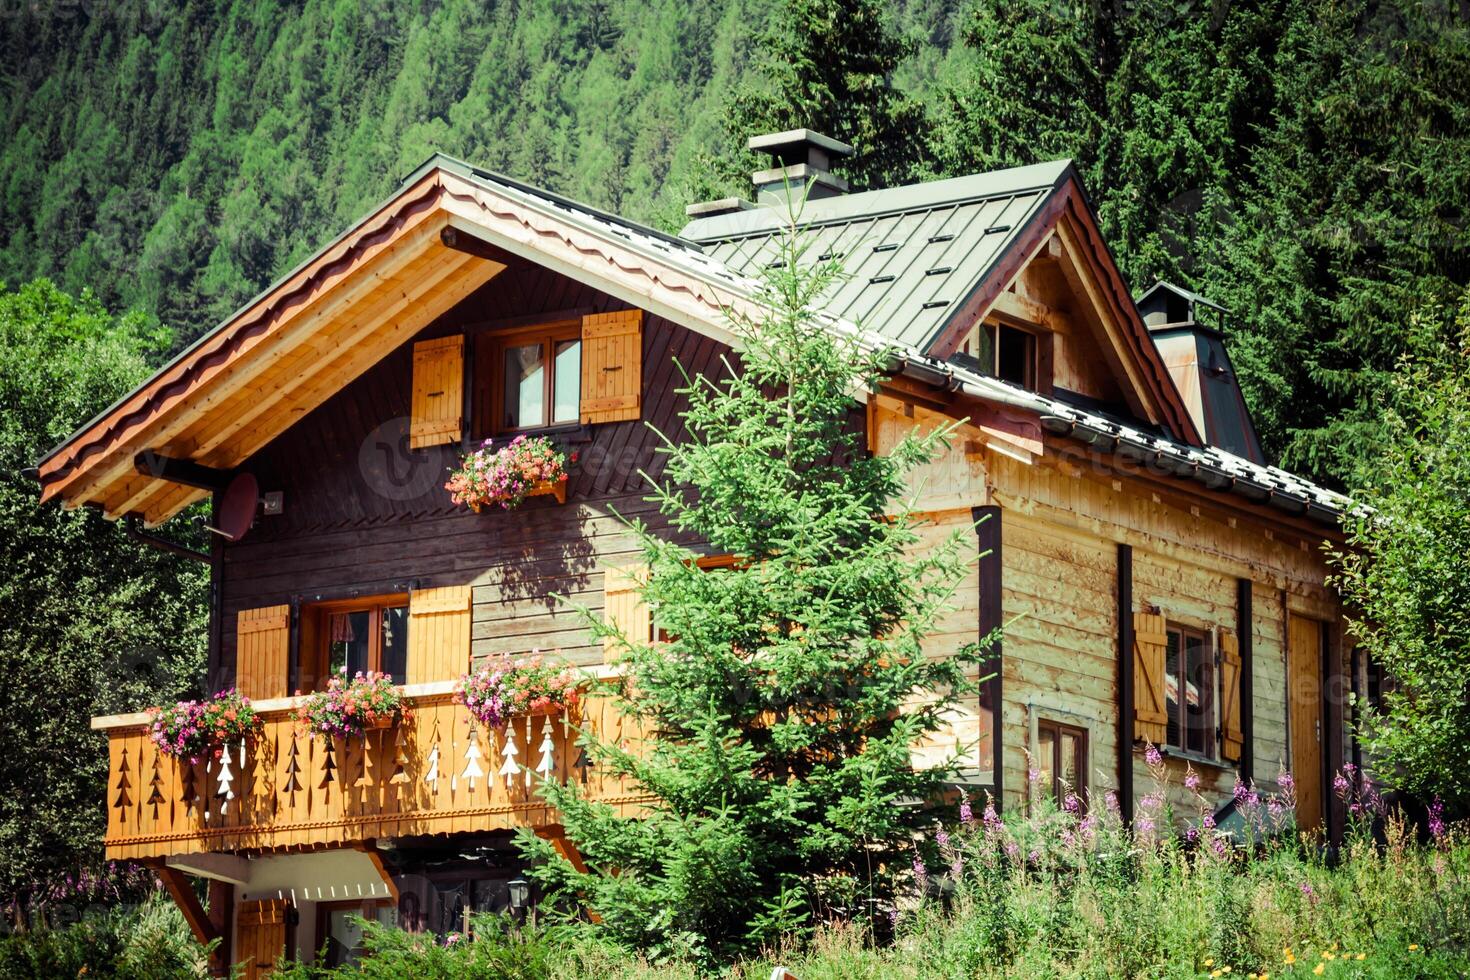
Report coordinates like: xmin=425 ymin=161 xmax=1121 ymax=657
xmin=38 ymin=130 xmax=1356 ymax=973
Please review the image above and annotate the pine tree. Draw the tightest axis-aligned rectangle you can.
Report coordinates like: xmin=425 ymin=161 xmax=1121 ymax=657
xmin=707 ymin=0 xmax=933 ymax=197
xmin=521 ymin=218 xmax=985 ymax=964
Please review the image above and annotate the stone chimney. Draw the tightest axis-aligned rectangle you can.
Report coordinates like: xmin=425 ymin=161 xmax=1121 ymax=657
xmin=1138 ymin=281 xmax=1265 ymax=463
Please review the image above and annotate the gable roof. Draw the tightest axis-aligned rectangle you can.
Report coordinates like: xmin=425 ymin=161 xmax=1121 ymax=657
xmin=36 ymin=152 xmax=1343 ymax=531
xmin=681 ymin=161 xmax=1071 ymax=352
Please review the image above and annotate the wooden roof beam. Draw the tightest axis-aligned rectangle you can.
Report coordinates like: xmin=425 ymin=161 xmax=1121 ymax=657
xmin=43 ymin=214 xmax=452 ymax=509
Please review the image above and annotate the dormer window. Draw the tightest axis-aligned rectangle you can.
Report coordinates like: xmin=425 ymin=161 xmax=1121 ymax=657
xmin=959 ymin=322 xmax=1037 ymax=389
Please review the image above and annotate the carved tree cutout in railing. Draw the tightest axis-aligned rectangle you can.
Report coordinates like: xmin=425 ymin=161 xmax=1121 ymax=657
xmin=281 ymin=735 xmax=302 ymax=797
xmin=463 ymin=724 xmax=485 ymax=791
xmin=113 ymin=747 xmax=133 ymax=817
xmin=390 ymin=725 xmax=410 ymax=788
xmin=318 ymin=737 xmax=337 ymax=792
xmin=215 ymin=743 xmax=236 ymax=815
xmin=536 ymin=724 xmax=556 ymax=781
xmin=497 ymin=727 xmax=520 ymax=789
xmin=181 ymin=762 xmax=199 ymax=818
xmin=573 ymin=745 xmax=593 ymax=785
xmin=355 ymin=732 xmax=375 ymax=789
xmin=252 ymin=734 xmax=276 ymax=824
xmin=424 ymin=723 xmax=441 ymax=793
xmin=146 ymin=749 xmax=166 ymax=817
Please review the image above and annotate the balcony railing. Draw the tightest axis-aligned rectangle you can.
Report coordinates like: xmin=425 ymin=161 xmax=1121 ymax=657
xmin=92 ymin=682 xmax=645 ymax=861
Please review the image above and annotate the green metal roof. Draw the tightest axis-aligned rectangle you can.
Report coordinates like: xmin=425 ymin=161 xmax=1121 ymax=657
xmin=679 ymin=160 xmax=1074 ymax=352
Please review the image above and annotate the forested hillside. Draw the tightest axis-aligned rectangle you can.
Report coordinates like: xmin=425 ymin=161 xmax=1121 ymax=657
xmin=3 ymin=0 xmax=1469 ymax=483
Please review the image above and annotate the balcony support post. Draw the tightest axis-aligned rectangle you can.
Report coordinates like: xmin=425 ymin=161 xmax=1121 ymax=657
xmin=155 ymin=864 xmax=222 ymax=949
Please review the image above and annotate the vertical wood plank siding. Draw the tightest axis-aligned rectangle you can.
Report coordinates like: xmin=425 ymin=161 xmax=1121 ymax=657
xmin=216 ymin=264 xmax=722 ymax=688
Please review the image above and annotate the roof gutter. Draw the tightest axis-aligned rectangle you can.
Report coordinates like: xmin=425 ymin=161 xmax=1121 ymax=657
xmin=886 ymin=355 xmax=1343 ymax=529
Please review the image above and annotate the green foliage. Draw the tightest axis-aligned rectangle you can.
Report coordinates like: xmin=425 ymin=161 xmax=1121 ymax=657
xmin=0 ymin=280 xmax=207 ymax=910
xmin=932 ymin=0 xmax=1470 ymax=486
xmin=709 ymin=0 xmax=933 ymax=196
xmin=518 ymin=220 xmax=982 ymax=966
xmin=1331 ymin=292 xmax=1470 ymax=808
xmin=261 ymin=783 xmax=1468 ymax=978
xmin=0 ymin=892 xmax=212 ymax=979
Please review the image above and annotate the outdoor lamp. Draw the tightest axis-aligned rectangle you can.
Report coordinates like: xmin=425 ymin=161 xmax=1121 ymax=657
xmin=507 ymin=877 xmax=530 ymax=911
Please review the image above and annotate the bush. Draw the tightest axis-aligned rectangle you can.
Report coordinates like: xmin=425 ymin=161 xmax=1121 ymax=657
xmin=0 ymin=892 xmax=211 ymax=978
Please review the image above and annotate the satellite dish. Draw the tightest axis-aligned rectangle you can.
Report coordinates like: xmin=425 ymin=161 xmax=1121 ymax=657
xmin=207 ymin=472 xmax=259 ymax=542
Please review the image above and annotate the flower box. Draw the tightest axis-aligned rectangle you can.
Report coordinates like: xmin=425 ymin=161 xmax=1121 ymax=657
xmin=446 ymin=436 xmax=573 ymax=511
xmin=146 ymin=689 xmax=261 ymax=764
xmin=297 ymin=670 xmax=404 ymax=740
xmin=455 ymin=651 xmax=582 ymax=730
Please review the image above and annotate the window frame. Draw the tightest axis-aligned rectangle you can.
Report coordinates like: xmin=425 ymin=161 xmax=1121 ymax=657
xmin=1164 ymin=623 xmax=1217 ymax=760
xmin=1036 ymin=718 xmax=1088 ymax=803
xmin=960 ymin=320 xmax=1038 ymax=390
xmin=300 ymin=593 xmax=410 ymax=691
xmin=480 ymin=319 xmax=583 ymax=436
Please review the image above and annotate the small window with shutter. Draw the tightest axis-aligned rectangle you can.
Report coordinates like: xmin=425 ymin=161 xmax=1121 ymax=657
xmin=236 ymin=605 xmax=291 ymax=701
xmin=410 ymin=336 xmax=465 ymax=448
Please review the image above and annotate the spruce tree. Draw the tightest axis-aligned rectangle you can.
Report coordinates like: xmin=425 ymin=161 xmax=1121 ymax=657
xmin=520 ymin=220 xmax=984 ymax=964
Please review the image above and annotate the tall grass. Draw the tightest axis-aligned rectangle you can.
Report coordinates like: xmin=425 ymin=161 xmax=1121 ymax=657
xmin=280 ymin=765 xmax=1470 ymax=978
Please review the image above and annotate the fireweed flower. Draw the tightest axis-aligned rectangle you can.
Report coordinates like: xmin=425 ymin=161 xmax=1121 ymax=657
xmin=1333 ymin=771 xmax=1352 ymax=797
xmin=1429 ymin=798 xmax=1446 ymax=839
xmin=1185 ymin=770 xmax=1201 ymax=792
xmin=1145 ymin=744 xmax=1163 ymax=767
xmin=959 ymin=797 xmax=974 ymax=825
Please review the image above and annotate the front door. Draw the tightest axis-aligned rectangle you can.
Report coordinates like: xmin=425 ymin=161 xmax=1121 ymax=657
xmin=1287 ymin=615 xmax=1324 ymax=831
xmin=237 ymin=899 xmax=289 ymax=979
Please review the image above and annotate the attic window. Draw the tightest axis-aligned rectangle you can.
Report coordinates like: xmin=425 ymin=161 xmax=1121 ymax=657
xmin=961 ymin=323 xmax=1036 ymax=389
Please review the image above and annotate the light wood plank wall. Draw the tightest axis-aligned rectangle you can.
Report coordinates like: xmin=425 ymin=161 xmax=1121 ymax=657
xmin=873 ymin=391 xmax=1340 ymax=817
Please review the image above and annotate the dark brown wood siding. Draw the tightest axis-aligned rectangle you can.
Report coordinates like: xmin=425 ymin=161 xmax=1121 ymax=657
xmin=215 ymin=262 xmax=725 ymax=689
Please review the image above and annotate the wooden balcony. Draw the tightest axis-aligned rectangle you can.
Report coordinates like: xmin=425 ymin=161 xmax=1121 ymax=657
xmin=92 ymin=682 xmax=644 ymax=861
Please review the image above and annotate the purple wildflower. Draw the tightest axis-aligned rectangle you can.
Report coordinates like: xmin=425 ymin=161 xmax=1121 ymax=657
xmin=959 ymin=796 xmax=974 ymax=825
xmin=1185 ymin=770 xmax=1201 ymax=792
xmin=1145 ymin=744 xmax=1162 ymax=767
xmin=1429 ymin=798 xmax=1446 ymax=839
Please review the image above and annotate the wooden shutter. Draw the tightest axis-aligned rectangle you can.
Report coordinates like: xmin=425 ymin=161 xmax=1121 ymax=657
xmin=236 ymin=898 xmax=288 ymax=979
xmin=580 ymin=310 xmax=643 ymax=424
xmin=406 ymin=585 xmax=472 ymax=684
xmin=237 ymin=605 xmax=290 ymax=701
xmin=1132 ymin=612 xmax=1169 ymax=746
xmin=1218 ymin=628 xmax=1244 ymax=762
xmin=603 ymin=564 xmax=650 ymax=658
xmin=410 ymin=335 xmax=464 ymax=448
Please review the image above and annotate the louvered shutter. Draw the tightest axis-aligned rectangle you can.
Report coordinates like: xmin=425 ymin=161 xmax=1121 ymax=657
xmin=580 ymin=310 xmax=643 ymax=424
xmin=406 ymin=585 xmax=472 ymax=684
xmin=236 ymin=898 xmax=288 ymax=979
xmin=236 ymin=606 xmax=290 ymax=700
xmin=410 ymin=335 xmax=464 ymax=448
xmin=1132 ymin=612 xmax=1169 ymax=746
xmin=1218 ymin=628 xmax=1244 ymax=762
xmin=602 ymin=564 xmax=650 ymax=659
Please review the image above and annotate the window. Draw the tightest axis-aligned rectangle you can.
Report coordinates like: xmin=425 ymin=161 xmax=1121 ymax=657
xmin=648 ymin=554 xmax=740 ymax=643
xmin=300 ymin=595 xmax=409 ymax=691
xmin=1036 ymin=719 xmax=1087 ymax=802
xmin=961 ymin=323 xmax=1036 ymax=388
xmin=1165 ymin=625 xmax=1215 ymax=757
xmin=481 ymin=321 xmax=581 ymax=434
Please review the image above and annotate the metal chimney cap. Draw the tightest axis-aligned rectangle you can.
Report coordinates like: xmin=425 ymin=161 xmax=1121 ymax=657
xmin=747 ymin=128 xmax=855 ymax=158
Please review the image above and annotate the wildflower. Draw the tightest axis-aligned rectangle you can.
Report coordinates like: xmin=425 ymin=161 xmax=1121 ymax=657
xmin=1145 ymin=743 xmax=1162 ymax=767
xmin=1429 ymin=798 xmax=1446 ymax=839
xmin=1185 ymin=770 xmax=1201 ymax=792
xmin=1409 ymin=944 xmax=1419 ymax=951
xmin=959 ymin=797 xmax=974 ymax=825
xmin=1312 ymin=964 xmax=1324 ymax=976
xmin=1354 ymin=954 xmax=1364 ymax=961
xmin=935 ymin=828 xmax=950 ymax=848
xmin=1333 ymin=771 xmax=1351 ymax=797
xmin=1278 ymin=771 xmax=1294 ymax=792
xmin=912 ymin=854 xmax=927 ymax=892
xmin=1204 ymin=958 xmax=1215 ymax=967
